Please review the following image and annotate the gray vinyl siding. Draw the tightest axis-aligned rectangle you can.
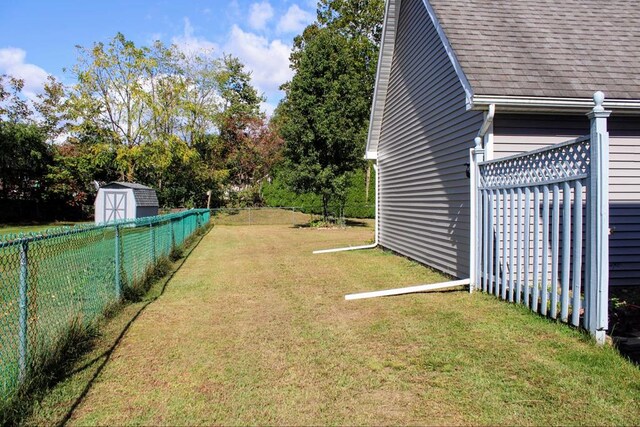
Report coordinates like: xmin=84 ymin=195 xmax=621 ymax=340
xmin=377 ymin=0 xmax=483 ymax=278
xmin=493 ymin=114 xmax=640 ymax=286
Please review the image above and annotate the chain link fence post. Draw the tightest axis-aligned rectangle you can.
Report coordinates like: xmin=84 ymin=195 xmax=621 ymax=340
xmin=150 ymin=222 xmax=156 ymax=263
xmin=170 ymin=219 xmax=175 ymax=251
xmin=115 ymin=225 xmax=122 ymax=300
xmin=18 ymin=240 xmax=29 ymax=383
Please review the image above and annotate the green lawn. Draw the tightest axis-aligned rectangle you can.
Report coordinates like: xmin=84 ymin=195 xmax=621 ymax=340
xmin=0 ymin=222 xmax=90 ymax=236
xmin=25 ymin=223 xmax=640 ymax=425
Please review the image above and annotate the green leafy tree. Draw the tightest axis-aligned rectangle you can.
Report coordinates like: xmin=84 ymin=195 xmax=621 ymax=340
xmin=277 ymin=0 xmax=383 ymax=220
xmin=278 ymin=25 xmax=375 ymax=219
xmin=317 ymin=0 xmax=384 ymax=43
xmin=68 ymin=33 xmax=153 ymax=147
xmin=0 ymin=122 xmax=50 ymax=200
xmin=45 ymin=142 xmax=117 ymax=208
xmin=0 ymin=74 xmax=33 ymax=124
xmin=34 ymin=75 xmax=67 ymax=141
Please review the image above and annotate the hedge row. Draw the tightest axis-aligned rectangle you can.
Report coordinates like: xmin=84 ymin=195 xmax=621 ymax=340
xmin=261 ymin=168 xmax=376 ymax=218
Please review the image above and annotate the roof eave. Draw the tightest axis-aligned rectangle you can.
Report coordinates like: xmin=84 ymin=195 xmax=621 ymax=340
xmin=471 ymin=95 xmax=640 ymax=114
xmin=366 ymin=0 xmax=475 ymax=159
xmin=365 ymin=0 xmax=399 ymax=159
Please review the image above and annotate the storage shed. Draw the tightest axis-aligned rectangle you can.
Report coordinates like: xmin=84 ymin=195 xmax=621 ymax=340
xmin=94 ymin=182 xmax=159 ymax=224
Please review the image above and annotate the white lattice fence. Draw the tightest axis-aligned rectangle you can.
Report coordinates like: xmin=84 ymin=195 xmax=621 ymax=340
xmin=469 ymin=92 xmax=611 ymax=344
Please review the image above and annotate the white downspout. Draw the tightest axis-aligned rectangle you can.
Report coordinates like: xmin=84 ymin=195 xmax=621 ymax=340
xmin=313 ymin=162 xmax=379 ymax=254
xmin=478 ymin=104 xmax=495 ymax=140
xmin=469 ymin=104 xmax=494 ymax=291
xmin=342 ymin=107 xmax=498 ymax=300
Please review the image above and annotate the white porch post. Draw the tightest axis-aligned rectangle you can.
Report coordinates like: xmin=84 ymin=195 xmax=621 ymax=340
xmin=469 ymin=137 xmax=485 ymax=292
xmin=586 ymin=91 xmax=611 ymax=345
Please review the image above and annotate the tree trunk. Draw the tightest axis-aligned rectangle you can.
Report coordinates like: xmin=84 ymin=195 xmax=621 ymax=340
xmin=322 ymin=194 xmax=329 ymax=223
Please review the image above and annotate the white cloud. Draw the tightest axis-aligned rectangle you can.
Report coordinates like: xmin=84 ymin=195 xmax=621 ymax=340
xmin=171 ymin=17 xmax=219 ymax=56
xmin=276 ymin=4 xmax=314 ymax=34
xmin=248 ymin=1 xmax=274 ymax=31
xmin=224 ymin=25 xmax=292 ymax=97
xmin=0 ymin=47 xmax=49 ymax=100
xmin=261 ymin=101 xmax=277 ymax=118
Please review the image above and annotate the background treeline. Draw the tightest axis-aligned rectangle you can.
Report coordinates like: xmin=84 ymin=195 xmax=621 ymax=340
xmin=0 ymin=0 xmax=384 ymax=223
xmin=262 ymin=168 xmax=375 ymax=218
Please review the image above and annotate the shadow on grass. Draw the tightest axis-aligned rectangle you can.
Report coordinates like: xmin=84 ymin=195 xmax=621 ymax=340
xmin=9 ymin=225 xmax=213 ymax=427
xmin=294 ymin=219 xmax=371 ymax=229
xmin=54 ymin=226 xmax=212 ymax=426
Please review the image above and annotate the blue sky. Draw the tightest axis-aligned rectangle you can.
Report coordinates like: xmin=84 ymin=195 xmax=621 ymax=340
xmin=0 ymin=0 xmax=317 ymax=115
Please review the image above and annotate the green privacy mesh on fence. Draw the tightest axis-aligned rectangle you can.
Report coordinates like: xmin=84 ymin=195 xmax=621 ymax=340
xmin=0 ymin=209 xmax=210 ymax=401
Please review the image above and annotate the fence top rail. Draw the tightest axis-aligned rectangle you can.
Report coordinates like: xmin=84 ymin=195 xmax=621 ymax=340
xmin=0 ymin=208 xmax=209 ymax=248
xmin=478 ymin=134 xmax=590 ymax=167
xmin=211 ymin=206 xmax=304 ymax=211
xmin=477 ymin=134 xmax=591 ymax=190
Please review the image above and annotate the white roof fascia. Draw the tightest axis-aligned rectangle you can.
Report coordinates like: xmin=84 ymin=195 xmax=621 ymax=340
xmin=365 ymin=0 xmax=400 ymax=160
xmin=472 ymin=95 xmax=640 ymax=113
xmin=421 ymin=0 xmax=474 ymax=110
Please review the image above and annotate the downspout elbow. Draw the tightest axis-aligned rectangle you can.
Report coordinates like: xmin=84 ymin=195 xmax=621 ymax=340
xmin=477 ymin=104 xmax=495 ymax=140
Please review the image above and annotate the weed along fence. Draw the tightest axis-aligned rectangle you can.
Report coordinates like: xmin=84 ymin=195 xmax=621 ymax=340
xmin=0 ymin=209 xmax=209 ymax=401
xmin=469 ymin=92 xmax=610 ymax=344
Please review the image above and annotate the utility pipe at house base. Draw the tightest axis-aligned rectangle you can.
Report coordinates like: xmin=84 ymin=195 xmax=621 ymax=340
xmin=345 ymin=278 xmax=470 ymax=300
xmin=313 ymin=243 xmax=377 ymax=254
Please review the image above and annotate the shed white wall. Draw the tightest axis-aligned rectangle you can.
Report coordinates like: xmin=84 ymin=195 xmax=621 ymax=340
xmin=493 ymin=114 xmax=640 ymax=286
xmin=94 ymin=188 xmax=136 ymax=224
xmin=376 ymin=0 xmax=484 ymax=278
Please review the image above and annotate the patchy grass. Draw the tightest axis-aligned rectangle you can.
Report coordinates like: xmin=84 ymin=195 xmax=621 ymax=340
xmin=17 ymin=225 xmax=211 ymax=426
xmin=211 ymin=207 xmax=313 ymax=226
xmin=25 ymin=224 xmax=640 ymax=425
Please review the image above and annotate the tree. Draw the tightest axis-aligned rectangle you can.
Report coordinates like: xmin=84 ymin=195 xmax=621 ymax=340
xmin=0 ymin=32 xmax=279 ymax=214
xmin=0 ymin=122 xmax=50 ymax=200
xmin=45 ymin=142 xmax=117 ymax=208
xmin=277 ymin=0 xmax=383 ymax=220
xmin=317 ymin=0 xmax=384 ymax=43
xmin=64 ymin=34 xmax=225 ymax=203
xmin=0 ymin=74 xmax=33 ymax=124
xmin=34 ymin=75 xmax=68 ymax=142
xmin=68 ymin=33 xmax=154 ymax=147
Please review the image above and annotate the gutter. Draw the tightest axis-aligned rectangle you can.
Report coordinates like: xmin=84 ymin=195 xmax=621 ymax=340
xmin=472 ymin=95 xmax=640 ymax=113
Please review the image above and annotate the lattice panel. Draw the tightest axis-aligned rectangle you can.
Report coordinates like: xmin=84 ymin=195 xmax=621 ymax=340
xmin=479 ymin=136 xmax=590 ymax=189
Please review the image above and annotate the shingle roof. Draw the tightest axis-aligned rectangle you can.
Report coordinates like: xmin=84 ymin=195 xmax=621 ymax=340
xmin=103 ymin=182 xmax=153 ymax=190
xmin=102 ymin=182 xmax=159 ymax=207
xmin=429 ymin=0 xmax=640 ymax=99
xmin=131 ymin=189 xmax=159 ymax=207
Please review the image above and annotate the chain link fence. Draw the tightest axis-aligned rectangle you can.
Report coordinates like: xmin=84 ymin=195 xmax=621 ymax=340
xmin=211 ymin=207 xmax=311 ymax=226
xmin=0 ymin=209 xmax=210 ymax=401
xmin=211 ymin=206 xmax=375 ymax=226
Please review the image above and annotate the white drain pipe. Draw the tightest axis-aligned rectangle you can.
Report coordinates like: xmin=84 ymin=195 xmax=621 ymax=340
xmin=345 ymin=278 xmax=470 ymax=300
xmin=313 ymin=163 xmax=379 ymax=254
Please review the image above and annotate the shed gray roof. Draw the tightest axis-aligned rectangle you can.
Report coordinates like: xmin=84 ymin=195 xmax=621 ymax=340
xmin=102 ymin=182 xmax=159 ymax=207
xmin=429 ymin=0 xmax=640 ymax=99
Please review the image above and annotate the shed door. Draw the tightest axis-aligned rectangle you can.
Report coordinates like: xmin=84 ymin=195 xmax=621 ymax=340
xmin=104 ymin=191 xmax=127 ymax=222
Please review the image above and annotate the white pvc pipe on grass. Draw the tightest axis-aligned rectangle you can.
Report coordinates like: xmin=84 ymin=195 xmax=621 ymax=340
xmin=313 ymin=163 xmax=380 ymax=254
xmin=344 ymin=278 xmax=470 ymax=300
